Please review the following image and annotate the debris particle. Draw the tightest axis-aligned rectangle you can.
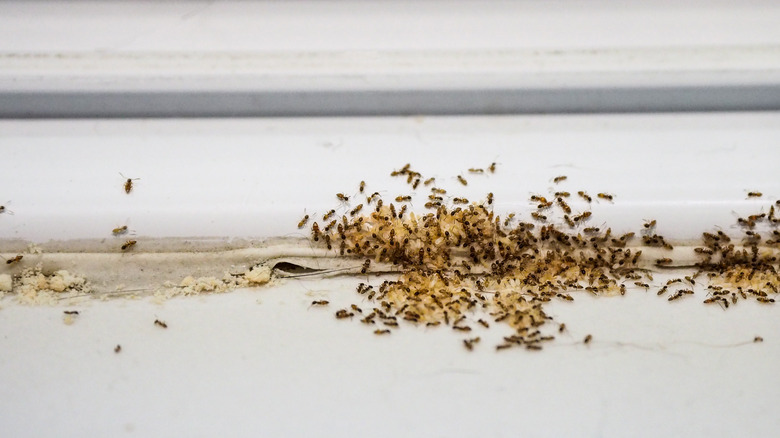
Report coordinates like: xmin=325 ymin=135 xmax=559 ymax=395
xmin=0 ymin=274 xmax=12 ymax=292
xmin=245 ymin=265 xmax=272 ymax=285
xmin=12 ymin=266 xmax=91 ymax=305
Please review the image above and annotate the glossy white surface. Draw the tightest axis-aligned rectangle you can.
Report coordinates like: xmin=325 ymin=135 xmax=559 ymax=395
xmin=2 ymin=1 xmax=778 ymax=116
xmin=1 ymin=113 xmax=778 ymax=242
xmin=4 ymin=0 xmax=778 ymax=52
xmin=3 ymin=2 xmax=779 ymax=436
xmin=1 ymin=274 xmax=778 ymax=438
xmin=1 ymin=113 xmax=779 ymax=437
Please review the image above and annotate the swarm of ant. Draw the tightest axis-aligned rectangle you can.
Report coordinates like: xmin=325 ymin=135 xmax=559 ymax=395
xmin=303 ymin=164 xmax=779 ymax=351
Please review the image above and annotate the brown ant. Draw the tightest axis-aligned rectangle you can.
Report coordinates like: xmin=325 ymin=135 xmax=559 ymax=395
xmin=463 ymin=337 xmax=481 ymax=351
xmin=119 ymin=173 xmax=140 ymax=194
xmin=335 ymin=310 xmax=354 ymax=319
xmin=6 ymin=255 xmax=23 ymax=265
xmin=597 ymin=193 xmax=614 ymax=201
xmin=350 ymin=205 xmax=363 ymax=216
xmin=311 ymin=222 xmax=321 ymax=241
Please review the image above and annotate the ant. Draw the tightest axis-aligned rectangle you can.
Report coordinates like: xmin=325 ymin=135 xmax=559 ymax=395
xmin=119 ymin=173 xmax=140 ymax=194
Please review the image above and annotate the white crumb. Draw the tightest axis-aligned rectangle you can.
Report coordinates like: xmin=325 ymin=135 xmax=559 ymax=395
xmin=245 ymin=265 xmax=272 ymax=285
xmin=48 ymin=270 xmax=86 ymax=293
xmin=0 ymin=274 xmax=12 ymax=292
xmin=153 ymin=264 xmax=275 ymax=301
xmin=180 ymin=275 xmax=223 ymax=293
xmin=13 ymin=265 xmax=91 ymax=305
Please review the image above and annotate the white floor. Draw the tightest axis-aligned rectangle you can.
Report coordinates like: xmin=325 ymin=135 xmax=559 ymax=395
xmin=1 ymin=272 xmax=777 ymax=437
